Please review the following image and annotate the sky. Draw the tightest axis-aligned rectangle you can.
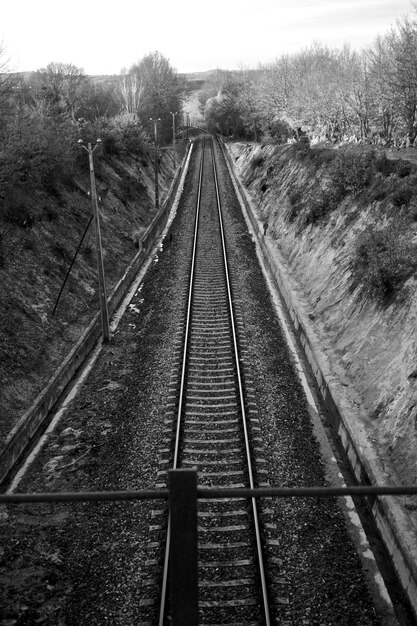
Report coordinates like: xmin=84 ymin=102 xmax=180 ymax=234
xmin=1 ymin=0 xmax=414 ymax=75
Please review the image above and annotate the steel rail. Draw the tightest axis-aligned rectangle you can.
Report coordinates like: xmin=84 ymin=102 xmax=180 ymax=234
xmin=158 ymin=136 xmax=206 ymax=626
xmin=210 ymin=138 xmax=272 ymax=625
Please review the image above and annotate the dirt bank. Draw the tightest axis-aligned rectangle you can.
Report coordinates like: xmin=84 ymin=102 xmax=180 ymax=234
xmin=228 ymin=141 xmax=417 ymax=494
xmin=0 ymin=145 xmax=182 ymax=447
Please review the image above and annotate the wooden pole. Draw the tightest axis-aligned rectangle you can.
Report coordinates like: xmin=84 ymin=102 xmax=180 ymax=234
xmin=88 ymin=142 xmax=110 ymax=343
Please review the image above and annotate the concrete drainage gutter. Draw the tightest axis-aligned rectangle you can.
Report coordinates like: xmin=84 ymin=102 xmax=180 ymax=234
xmin=0 ymin=142 xmax=192 ymax=487
xmin=221 ymin=139 xmax=417 ymax=619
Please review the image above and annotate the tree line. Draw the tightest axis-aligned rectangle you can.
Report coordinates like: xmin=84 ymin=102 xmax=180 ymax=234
xmin=203 ymin=15 xmax=417 ymax=146
xmin=0 ymin=50 xmax=185 ymax=226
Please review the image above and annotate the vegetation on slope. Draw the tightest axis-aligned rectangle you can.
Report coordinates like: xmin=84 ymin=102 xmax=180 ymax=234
xmin=253 ymin=141 xmax=417 ymax=303
xmin=231 ymin=138 xmax=417 ymax=488
xmin=0 ymin=51 xmax=187 ymax=442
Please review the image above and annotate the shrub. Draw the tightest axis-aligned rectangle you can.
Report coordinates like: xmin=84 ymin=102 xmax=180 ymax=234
xmin=252 ymin=153 xmax=265 ymax=167
xmin=303 ymin=186 xmax=343 ymax=225
xmin=309 ymin=147 xmax=335 ymax=167
xmin=350 ymin=221 xmax=417 ymax=301
xmin=329 ymin=147 xmax=374 ymax=196
xmin=116 ymin=173 xmax=147 ymax=203
xmin=1 ymin=103 xmax=78 ymax=196
xmin=375 ymin=154 xmax=413 ymax=178
xmin=44 ymin=206 xmax=59 ymax=222
xmin=52 ymin=241 xmax=72 ymax=264
xmin=395 ymin=160 xmax=412 ymax=178
xmin=375 ymin=153 xmax=396 ymax=177
xmin=96 ymin=113 xmax=150 ymax=159
xmin=23 ymin=234 xmax=37 ymax=252
xmin=268 ymin=119 xmax=293 ymax=144
xmin=392 ymin=183 xmax=414 ymax=207
xmin=102 ymin=134 xmax=120 ymax=157
xmin=294 ymin=135 xmax=311 ymax=157
xmin=1 ymin=190 xmax=35 ymax=228
xmin=304 ymin=196 xmax=327 ymax=224
xmin=287 ymin=189 xmax=303 ymax=222
xmin=365 ymin=172 xmax=389 ymax=203
xmin=260 ymin=179 xmax=268 ymax=193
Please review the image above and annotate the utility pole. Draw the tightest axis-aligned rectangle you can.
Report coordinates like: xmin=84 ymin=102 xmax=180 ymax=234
xmin=78 ymin=138 xmax=110 ymax=343
xmin=150 ymin=117 xmax=161 ymax=210
xmin=170 ymin=111 xmax=177 ymax=168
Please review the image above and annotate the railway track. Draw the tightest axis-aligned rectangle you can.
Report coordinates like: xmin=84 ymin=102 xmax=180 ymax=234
xmin=138 ymin=137 xmax=283 ymax=624
xmin=1 ymin=134 xmax=402 ymax=624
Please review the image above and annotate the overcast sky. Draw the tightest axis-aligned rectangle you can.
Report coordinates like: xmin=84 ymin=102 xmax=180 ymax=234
xmin=1 ymin=0 xmax=414 ymax=75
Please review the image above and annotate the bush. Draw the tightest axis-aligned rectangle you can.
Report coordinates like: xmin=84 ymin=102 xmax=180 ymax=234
xmin=1 ymin=190 xmax=35 ymax=228
xmin=287 ymin=189 xmax=303 ymax=222
xmin=350 ymin=222 xmax=417 ymax=301
xmin=375 ymin=153 xmax=396 ymax=177
xmin=23 ymin=234 xmax=37 ymax=252
xmin=102 ymin=134 xmax=120 ymax=157
xmin=329 ymin=147 xmax=374 ymax=196
xmin=52 ymin=241 xmax=72 ymax=263
xmin=392 ymin=183 xmax=414 ymax=207
xmin=395 ymin=160 xmax=412 ymax=178
xmin=44 ymin=206 xmax=59 ymax=222
xmin=303 ymin=186 xmax=344 ymax=225
xmin=304 ymin=196 xmax=327 ymax=224
xmin=1 ymin=104 xmax=78 ymax=197
xmin=252 ymin=153 xmax=265 ymax=168
xmin=97 ymin=114 xmax=150 ymax=159
xmin=268 ymin=119 xmax=293 ymax=144
xmin=365 ymin=172 xmax=389 ymax=203
xmin=294 ymin=135 xmax=311 ymax=157
xmin=376 ymin=155 xmax=413 ymax=178
xmin=309 ymin=147 xmax=335 ymax=166
xmin=116 ymin=172 xmax=147 ymax=203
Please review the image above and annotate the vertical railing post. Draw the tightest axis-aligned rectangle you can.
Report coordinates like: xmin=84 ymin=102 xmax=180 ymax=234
xmin=168 ymin=469 xmax=198 ymax=625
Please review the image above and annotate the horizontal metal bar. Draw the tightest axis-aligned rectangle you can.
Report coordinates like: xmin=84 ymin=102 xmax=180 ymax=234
xmin=1 ymin=484 xmax=417 ymax=505
xmin=0 ymin=490 xmax=169 ymax=503
xmin=197 ymin=485 xmax=417 ymax=498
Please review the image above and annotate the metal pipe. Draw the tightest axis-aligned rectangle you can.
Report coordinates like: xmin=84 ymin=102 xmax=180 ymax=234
xmin=2 ymin=482 xmax=417 ymax=505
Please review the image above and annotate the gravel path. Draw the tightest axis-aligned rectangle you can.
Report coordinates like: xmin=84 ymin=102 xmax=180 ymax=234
xmin=1 ymin=139 xmax=383 ymax=625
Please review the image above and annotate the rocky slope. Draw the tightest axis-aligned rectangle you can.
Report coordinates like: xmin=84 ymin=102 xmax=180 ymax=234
xmin=229 ymin=140 xmax=417 ymax=489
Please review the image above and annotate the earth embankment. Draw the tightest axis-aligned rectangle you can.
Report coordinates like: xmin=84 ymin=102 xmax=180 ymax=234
xmin=0 ymin=145 xmax=181 ymax=446
xmin=228 ymin=140 xmax=417 ymax=492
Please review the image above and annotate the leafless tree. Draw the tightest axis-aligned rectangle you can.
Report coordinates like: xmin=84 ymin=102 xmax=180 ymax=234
xmin=120 ymin=52 xmax=185 ymax=142
xmin=0 ymin=41 xmax=18 ymax=122
xmin=118 ymin=68 xmax=146 ymax=113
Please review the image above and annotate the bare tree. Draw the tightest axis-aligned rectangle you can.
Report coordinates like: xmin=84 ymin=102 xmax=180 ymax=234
xmin=0 ymin=41 xmax=18 ymax=122
xmin=121 ymin=52 xmax=185 ymax=143
xmin=368 ymin=20 xmax=417 ymax=142
xmin=118 ymin=68 xmax=146 ymax=113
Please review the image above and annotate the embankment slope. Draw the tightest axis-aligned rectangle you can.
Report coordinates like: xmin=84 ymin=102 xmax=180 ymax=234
xmin=229 ymin=141 xmax=417 ymax=493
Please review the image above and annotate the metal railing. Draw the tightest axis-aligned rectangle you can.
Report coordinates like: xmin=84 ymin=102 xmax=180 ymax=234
xmin=2 ymin=469 xmax=417 ymax=625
